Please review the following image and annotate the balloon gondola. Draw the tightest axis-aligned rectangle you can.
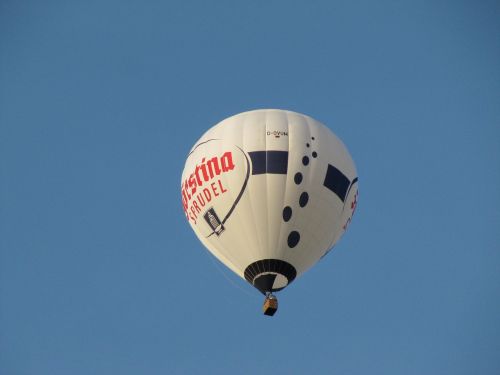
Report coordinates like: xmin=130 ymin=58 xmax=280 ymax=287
xmin=181 ymin=109 xmax=358 ymax=316
xmin=263 ymin=293 xmax=278 ymax=316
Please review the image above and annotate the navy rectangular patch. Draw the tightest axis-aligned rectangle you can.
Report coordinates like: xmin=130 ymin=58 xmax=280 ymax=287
xmin=323 ymin=164 xmax=350 ymax=202
xmin=249 ymin=151 xmax=288 ymax=175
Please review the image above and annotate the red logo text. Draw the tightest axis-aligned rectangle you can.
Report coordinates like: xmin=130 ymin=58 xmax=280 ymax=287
xmin=182 ymin=151 xmax=235 ymax=223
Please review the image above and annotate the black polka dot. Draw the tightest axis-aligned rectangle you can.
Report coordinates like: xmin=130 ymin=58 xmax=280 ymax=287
xmin=302 ymin=156 xmax=309 ymax=166
xmin=306 ymin=143 xmax=310 ymax=148
xmin=282 ymin=206 xmax=292 ymax=222
xmin=312 ymin=151 xmax=318 ymax=158
xmin=311 ymin=136 xmax=315 ymax=140
xmin=294 ymin=172 xmax=303 ymax=184
xmin=299 ymin=192 xmax=309 ymax=207
xmin=287 ymin=231 xmax=300 ymax=248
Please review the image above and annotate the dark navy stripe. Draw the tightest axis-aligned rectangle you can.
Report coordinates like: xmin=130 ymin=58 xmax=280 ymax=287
xmin=248 ymin=151 xmax=288 ymax=175
xmin=323 ymin=164 xmax=350 ymax=202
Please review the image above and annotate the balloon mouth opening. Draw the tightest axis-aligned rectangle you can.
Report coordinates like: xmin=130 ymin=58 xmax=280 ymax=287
xmin=244 ymin=259 xmax=297 ymax=294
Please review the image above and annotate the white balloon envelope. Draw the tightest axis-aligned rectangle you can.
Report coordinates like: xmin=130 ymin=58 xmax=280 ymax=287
xmin=181 ymin=109 xmax=358 ymax=313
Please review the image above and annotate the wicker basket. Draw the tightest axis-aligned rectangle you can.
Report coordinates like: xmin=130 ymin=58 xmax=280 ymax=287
xmin=263 ymin=297 xmax=278 ymax=316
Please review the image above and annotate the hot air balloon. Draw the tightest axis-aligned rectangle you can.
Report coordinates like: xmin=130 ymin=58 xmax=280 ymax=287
xmin=181 ymin=109 xmax=358 ymax=316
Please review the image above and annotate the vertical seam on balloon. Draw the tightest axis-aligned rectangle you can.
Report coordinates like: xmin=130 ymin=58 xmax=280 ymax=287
xmin=322 ymin=123 xmax=344 ymax=256
xmin=296 ymin=114 xmax=314 ymax=269
xmin=237 ymin=117 xmax=260 ymax=272
xmin=248 ymin=111 xmax=267 ymax=264
xmin=277 ymin=112 xmax=287 ymax=262
xmin=221 ymin=118 xmax=254 ymax=277
xmin=243 ymin=113 xmax=265 ymax=265
xmin=212 ymin=132 xmax=243 ymax=274
xmin=307 ymin=115 xmax=324 ymax=265
xmin=280 ymin=111 xmax=293 ymax=261
xmin=325 ymin=166 xmax=348 ymax=253
xmin=264 ymin=118 xmax=268 ymax=263
xmin=265 ymin=113 xmax=272 ymax=264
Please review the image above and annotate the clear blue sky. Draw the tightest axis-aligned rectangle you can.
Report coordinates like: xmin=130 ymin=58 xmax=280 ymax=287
xmin=1 ymin=1 xmax=499 ymax=374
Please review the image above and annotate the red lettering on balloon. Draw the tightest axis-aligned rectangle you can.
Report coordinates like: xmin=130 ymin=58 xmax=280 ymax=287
xmin=181 ymin=151 xmax=235 ymax=222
